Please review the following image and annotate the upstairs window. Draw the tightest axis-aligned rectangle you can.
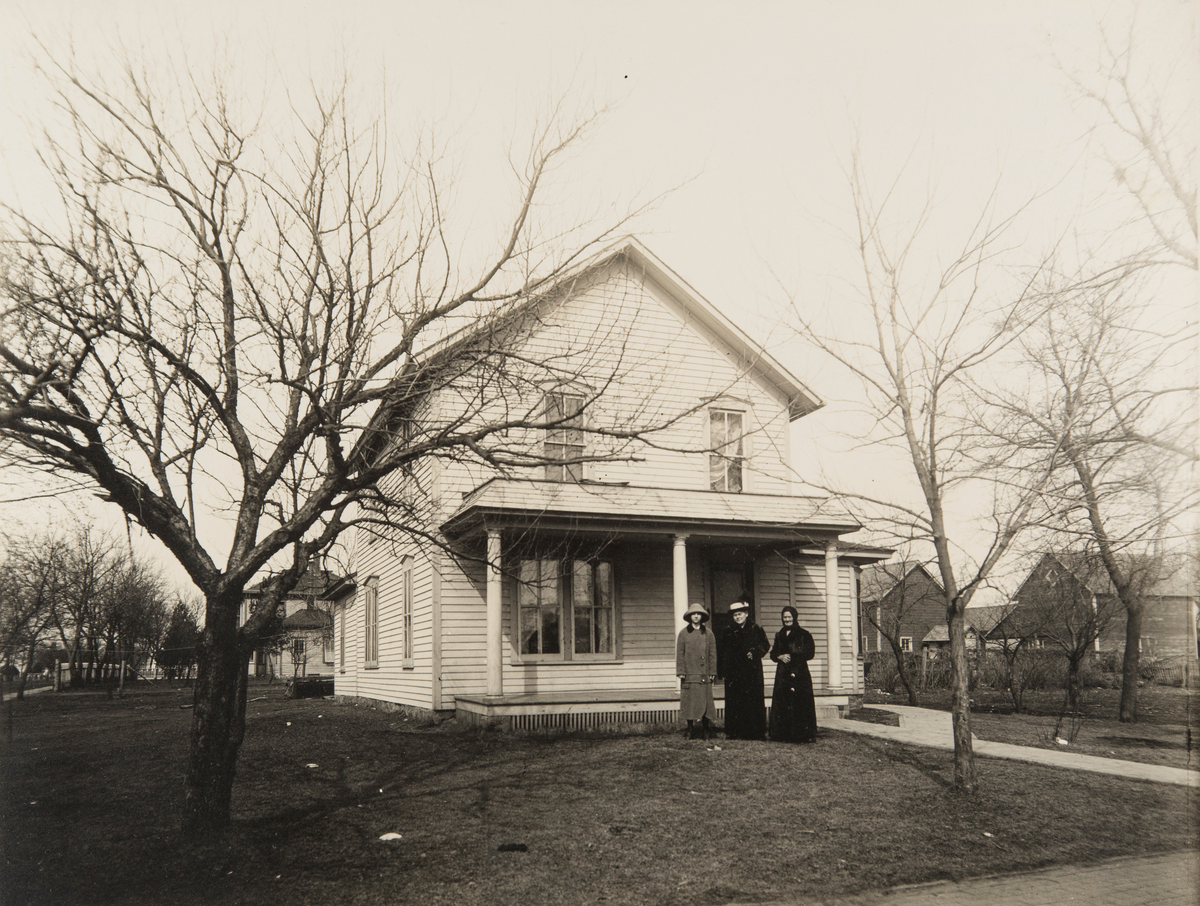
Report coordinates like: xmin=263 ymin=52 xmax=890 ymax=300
xmin=899 ymin=636 xmax=913 ymax=652
xmin=709 ymin=409 xmax=744 ymax=492
xmin=544 ymin=392 xmax=585 ymax=481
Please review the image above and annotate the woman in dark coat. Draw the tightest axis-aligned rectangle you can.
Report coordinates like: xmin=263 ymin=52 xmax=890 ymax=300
xmin=676 ymin=602 xmax=718 ymax=739
xmin=769 ymin=606 xmax=817 ymax=743
xmin=721 ymin=599 xmax=770 ymax=740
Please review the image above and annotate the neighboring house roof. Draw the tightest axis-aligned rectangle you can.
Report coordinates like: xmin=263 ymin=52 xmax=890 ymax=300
xmin=441 ymin=478 xmax=885 ymax=554
xmin=859 ymin=562 xmax=943 ymax=605
xmin=281 ymin=608 xmax=334 ymax=631
xmin=1020 ymin=551 xmax=1198 ymax=600
xmin=245 ymin=566 xmax=349 ymax=600
xmin=920 ymin=608 xmax=1005 ymax=645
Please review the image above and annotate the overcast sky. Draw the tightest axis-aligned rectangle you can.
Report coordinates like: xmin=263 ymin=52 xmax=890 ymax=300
xmin=1 ymin=1 xmax=1196 ymax=593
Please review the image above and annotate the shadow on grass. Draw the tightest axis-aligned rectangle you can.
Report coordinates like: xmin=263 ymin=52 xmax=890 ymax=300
xmin=3 ymin=685 xmax=1196 ymax=906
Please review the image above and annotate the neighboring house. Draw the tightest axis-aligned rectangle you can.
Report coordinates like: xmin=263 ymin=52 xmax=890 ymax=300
xmin=920 ymin=609 xmax=1006 ymax=654
xmin=1001 ymin=552 xmax=1198 ymax=659
xmin=242 ymin=567 xmax=354 ymax=678
xmin=859 ymin=563 xmax=945 ymax=658
xmin=333 ymin=238 xmax=891 ymax=730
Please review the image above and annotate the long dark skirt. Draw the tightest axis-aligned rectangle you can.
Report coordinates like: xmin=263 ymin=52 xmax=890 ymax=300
xmin=769 ymin=663 xmax=817 ymax=742
xmin=723 ymin=671 xmax=767 ymax=739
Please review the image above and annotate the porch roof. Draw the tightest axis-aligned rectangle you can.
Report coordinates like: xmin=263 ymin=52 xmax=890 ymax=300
xmin=441 ymin=478 xmax=876 ymax=549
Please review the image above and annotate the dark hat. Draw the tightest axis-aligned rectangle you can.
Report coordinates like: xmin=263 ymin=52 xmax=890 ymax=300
xmin=683 ymin=602 xmax=710 ymax=622
xmin=729 ymin=600 xmax=751 ymax=613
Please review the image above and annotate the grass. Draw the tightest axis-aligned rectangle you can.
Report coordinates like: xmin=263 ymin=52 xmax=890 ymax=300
xmin=2 ymin=682 xmax=1197 ymax=906
xmin=866 ymin=686 xmax=1198 ymax=771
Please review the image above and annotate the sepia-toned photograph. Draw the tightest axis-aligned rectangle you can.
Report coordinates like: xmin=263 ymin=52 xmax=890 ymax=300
xmin=1 ymin=2 xmax=1195 ymax=904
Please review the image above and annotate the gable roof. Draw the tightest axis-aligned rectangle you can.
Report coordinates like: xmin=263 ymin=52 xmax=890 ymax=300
xmin=614 ymin=239 xmax=823 ymax=420
xmin=354 ymin=237 xmax=824 ymax=470
xmin=419 ymin=237 xmax=822 ymax=419
xmin=859 ymin=562 xmax=943 ymax=605
xmin=1018 ymin=551 xmax=1198 ymax=600
xmin=244 ymin=566 xmax=349 ymax=601
xmin=281 ymin=608 xmax=334 ymax=631
xmin=920 ymin=607 xmax=1005 ymax=644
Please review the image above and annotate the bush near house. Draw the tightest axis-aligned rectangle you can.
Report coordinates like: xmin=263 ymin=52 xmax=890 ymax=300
xmin=865 ymin=647 xmax=1194 ymax=699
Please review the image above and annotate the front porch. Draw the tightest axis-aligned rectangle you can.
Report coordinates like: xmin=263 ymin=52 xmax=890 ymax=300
xmin=454 ymin=686 xmax=855 ymax=732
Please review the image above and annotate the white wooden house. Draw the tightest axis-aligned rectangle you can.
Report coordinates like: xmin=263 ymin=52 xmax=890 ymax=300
xmin=332 ymin=239 xmax=889 ymax=729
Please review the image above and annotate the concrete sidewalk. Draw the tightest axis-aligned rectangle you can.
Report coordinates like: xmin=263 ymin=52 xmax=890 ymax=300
xmin=1 ymin=684 xmax=53 ymax=703
xmin=801 ymin=850 xmax=1199 ymax=906
xmin=831 ymin=704 xmax=1199 ymax=787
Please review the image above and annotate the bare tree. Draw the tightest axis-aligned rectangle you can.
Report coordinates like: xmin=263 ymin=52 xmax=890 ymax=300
xmin=784 ymin=147 xmax=1057 ymax=791
xmin=986 ymin=274 xmax=1196 ymax=721
xmin=0 ymin=532 xmax=67 ymax=697
xmin=1013 ymin=552 xmax=1123 ymax=714
xmin=1060 ymin=15 xmax=1198 ymax=273
xmin=0 ymin=43 xmax=673 ymax=835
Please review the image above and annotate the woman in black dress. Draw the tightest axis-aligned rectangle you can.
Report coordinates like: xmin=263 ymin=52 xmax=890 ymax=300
xmin=721 ymin=599 xmax=770 ymax=739
xmin=769 ymin=606 xmax=817 ymax=743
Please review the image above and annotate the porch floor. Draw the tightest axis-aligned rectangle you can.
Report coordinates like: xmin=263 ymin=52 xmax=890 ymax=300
xmin=456 ymin=687 xmax=685 ymax=708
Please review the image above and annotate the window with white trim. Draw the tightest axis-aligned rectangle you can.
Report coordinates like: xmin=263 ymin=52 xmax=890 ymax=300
xmin=338 ymin=603 xmax=346 ymax=672
xmin=709 ymin=409 xmax=745 ymax=492
xmin=364 ymin=577 xmax=379 ymax=668
xmin=544 ymin=392 xmax=585 ymax=481
xmin=401 ymin=556 xmax=414 ymax=665
xmin=518 ymin=559 xmax=615 ymax=660
xmin=899 ymin=636 xmax=913 ymax=652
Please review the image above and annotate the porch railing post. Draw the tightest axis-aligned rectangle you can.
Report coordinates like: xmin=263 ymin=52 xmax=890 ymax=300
xmin=672 ymin=534 xmax=689 ymax=630
xmin=826 ymin=542 xmax=841 ymax=688
xmin=486 ymin=530 xmax=503 ymax=697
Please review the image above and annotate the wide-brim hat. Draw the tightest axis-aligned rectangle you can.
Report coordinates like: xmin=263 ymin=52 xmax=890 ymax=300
xmin=729 ymin=600 xmax=751 ymax=613
xmin=683 ymin=602 xmax=709 ymax=622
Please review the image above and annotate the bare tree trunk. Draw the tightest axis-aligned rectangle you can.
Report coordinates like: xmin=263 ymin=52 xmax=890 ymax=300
xmin=887 ymin=639 xmax=920 ymax=705
xmin=947 ymin=603 xmax=976 ymax=792
xmin=1119 ymin=603 xmax=1143 ymax=722
xmin=184 ymin=596 xmax=249 ymax=838
xmin=1067 ymin=654 xmax=1083 ymax=713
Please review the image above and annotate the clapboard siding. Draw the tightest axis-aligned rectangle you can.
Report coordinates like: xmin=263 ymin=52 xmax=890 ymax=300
xmin=332 ymin=248 xmax=868 ymax=715
xmin=422 ymin=259 xmax=795 ymax=497
xmin=434 ymin=540 xmax=683 ymax=706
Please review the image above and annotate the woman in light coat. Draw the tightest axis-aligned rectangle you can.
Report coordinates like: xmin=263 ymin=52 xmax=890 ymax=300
xmin=676 ymin=602 xmax=718 ymax=740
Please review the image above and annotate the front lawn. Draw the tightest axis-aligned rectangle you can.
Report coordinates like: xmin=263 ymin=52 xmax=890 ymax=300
xmin=2 ymin=684 xmax=1196 ymax=906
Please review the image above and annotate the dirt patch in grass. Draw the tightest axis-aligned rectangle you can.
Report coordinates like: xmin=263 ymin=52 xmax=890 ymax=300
xmin=866 ymin=687 xmax=1198 ymax=771
xmin=2 ymin=683 xmax=1196 ymax=906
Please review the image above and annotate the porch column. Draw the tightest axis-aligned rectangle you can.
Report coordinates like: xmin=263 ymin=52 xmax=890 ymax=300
xmin=672 ymin=534 xmax=689 ymax=629
xmin=825 ymin=542 xmax=841 ymax=688
xmin=486 ymin=530 xmax=503 ymax=697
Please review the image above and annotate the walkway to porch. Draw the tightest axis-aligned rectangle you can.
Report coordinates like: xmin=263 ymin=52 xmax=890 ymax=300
xmin=454 ymin=686 xmax=851 ymax=731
